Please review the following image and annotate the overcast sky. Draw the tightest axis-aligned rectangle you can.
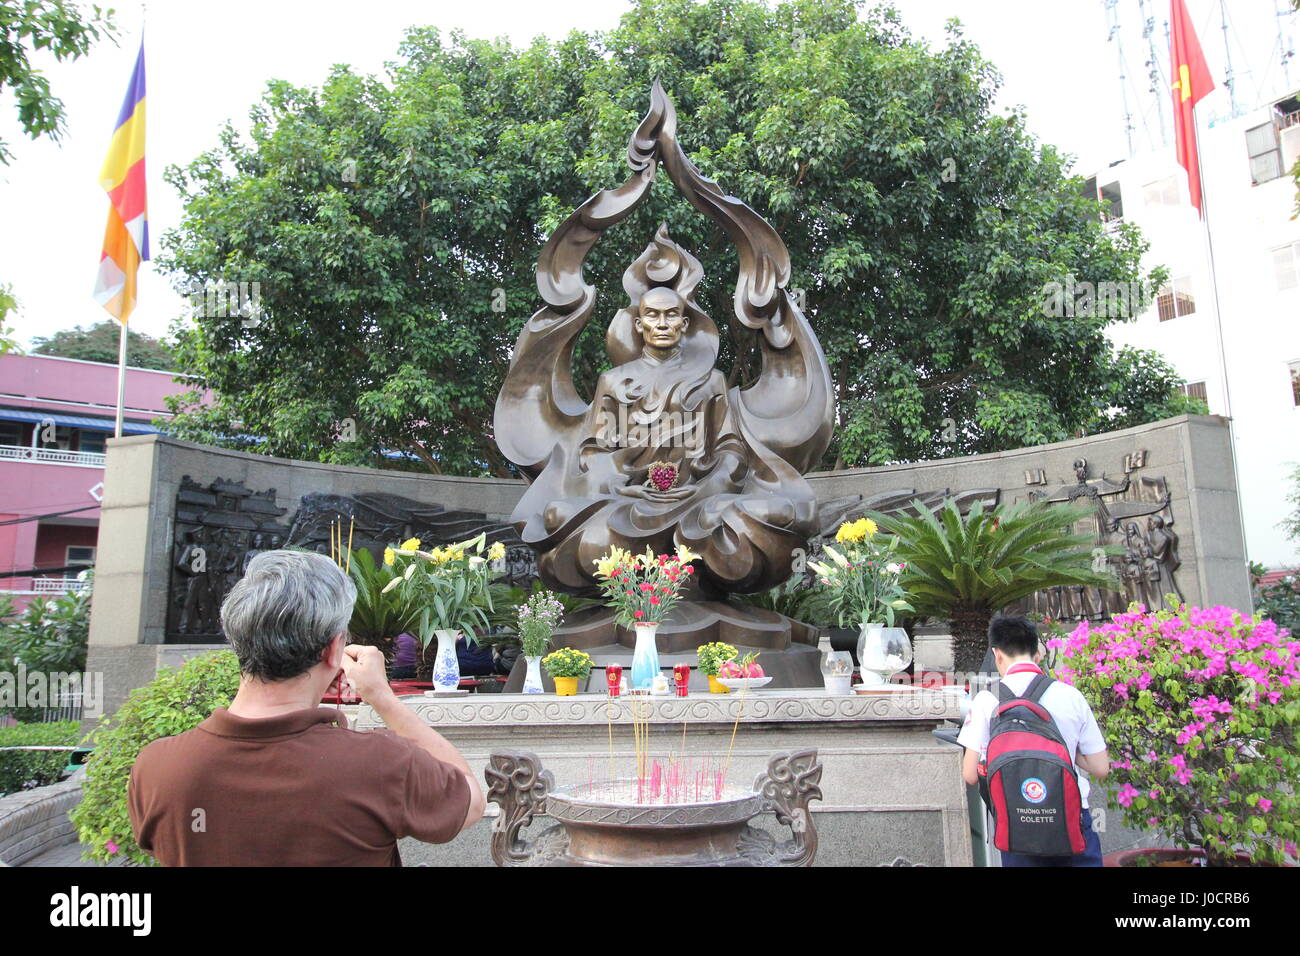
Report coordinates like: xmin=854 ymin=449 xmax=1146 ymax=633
xmin=0 ymin=0 xmax=1293 ymax=348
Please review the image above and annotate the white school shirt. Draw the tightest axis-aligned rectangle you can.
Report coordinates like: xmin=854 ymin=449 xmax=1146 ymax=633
xmin=956 ymin=663 xmax=1107 ymax=808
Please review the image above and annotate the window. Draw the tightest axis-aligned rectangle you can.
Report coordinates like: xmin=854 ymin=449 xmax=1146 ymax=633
xmin=1143 ymin=176 xmax=1179 ymax=207
xmin=77 ymin=430 xmax=107 ymax=454
xmin=65 ymin=546 xmax=95 ymax=584
xmin=1276 ymin=242 xmax=1300 ymax=292
xmin=1247 ymin=122 xmax=1284 ymax=184
xmin=1099 ymin=181 xmax=1123 ymax=221
xmin=0 ymin=420 xmax=23 ymax=445
xmin=1290 ymin=361 xmax=1300 ymax=407
xmin=1182 ymin=381 xmax=1209 ymax=404
xmin=1157 ymin=276 xmax=1197 ymax=320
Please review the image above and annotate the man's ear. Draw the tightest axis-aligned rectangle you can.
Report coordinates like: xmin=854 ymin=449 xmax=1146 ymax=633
xmin=322 ymin=633 xmax=346 ymax=670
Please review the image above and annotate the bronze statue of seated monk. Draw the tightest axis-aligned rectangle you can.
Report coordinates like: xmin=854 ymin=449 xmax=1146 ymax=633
xmin=494 ymin=82 xmax=834 ymax=677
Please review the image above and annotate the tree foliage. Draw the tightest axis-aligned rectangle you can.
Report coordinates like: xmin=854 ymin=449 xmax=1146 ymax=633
xmin=29 ymin=319 xmax=177 ymax=369
xmin=0 ymin=0 xmax=116 ymax=165
xmin=160 ymin=0 xmax=1195 ymax=475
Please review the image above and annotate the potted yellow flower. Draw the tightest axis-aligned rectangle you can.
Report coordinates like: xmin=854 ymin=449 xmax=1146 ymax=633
xmin=542 ymin=647 xmax=593 ymax=696
xmin=696 ymin=642 xmax=739 ymax=694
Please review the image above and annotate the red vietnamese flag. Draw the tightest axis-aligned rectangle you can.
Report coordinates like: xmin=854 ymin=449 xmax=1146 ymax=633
xmin=1170 ymin=0 xmax=1215 ymax=215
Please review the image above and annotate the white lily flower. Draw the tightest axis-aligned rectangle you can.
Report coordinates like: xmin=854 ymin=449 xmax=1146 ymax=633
xmin=381 ymin=576 xmax=402 ymax=594
xmin=823 ymin=545 xmax=850 ymax=568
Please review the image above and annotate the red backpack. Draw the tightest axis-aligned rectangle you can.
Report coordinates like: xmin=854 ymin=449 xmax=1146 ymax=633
xmin=978 ymin=674 xmax=1086 ymax=856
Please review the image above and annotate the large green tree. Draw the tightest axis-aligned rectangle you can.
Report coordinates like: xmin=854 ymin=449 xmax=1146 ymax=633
xmin=30 ymin=319 xmax=176 ymax=369
xmin=0 ymin=0 xmax=117 ymax=165
xmin=159 ymin=0 xmax=1198 ymax=476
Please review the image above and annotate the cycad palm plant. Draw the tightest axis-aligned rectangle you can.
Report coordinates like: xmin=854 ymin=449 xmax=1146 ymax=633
xmin=346 ymin=547 xmax=418 ymax=662
xmin=874 ymin=497 xmax=1119 ymax=672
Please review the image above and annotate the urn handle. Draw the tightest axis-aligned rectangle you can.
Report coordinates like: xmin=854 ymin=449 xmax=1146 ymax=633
xmin=753 ymin=748 xmax=823 ymax=867
xmin=484 ymin=752 xmax=554 ymax=867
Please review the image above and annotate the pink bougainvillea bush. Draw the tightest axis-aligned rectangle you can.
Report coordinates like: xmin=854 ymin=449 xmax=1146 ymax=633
xmin=1050 ymin=603 xmax=1299 ymax=865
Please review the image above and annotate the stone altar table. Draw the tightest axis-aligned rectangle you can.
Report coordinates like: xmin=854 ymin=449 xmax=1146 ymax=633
xmin=357 ymin=688 xmax=973 ymax=866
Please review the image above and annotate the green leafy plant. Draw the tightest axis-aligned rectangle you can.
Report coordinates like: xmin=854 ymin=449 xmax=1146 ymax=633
xmin=733 ymin=577 xmax=835 ymax=628
xmin=541 ymin=647 xmax=592 ymax=679
xmin=0 ymin=571 xmax=94 ymax=720
xmin=1254 ymin=574 xmax=1300 ymax=639
xmin=877 ymin=498 xmax=1118 ymax=672
xmin=809 ymin=517 xmax=913 ymax=628
xmin=69 ymin=650 xmax=241 ymax=865
xmin=1052 ymin=604 xmax=1299 ymax=866
xmin=695 ymin=642 xmax=738 ymax=677
xmin=345 ymin=547 xmax=417 ymax=661
xmin=382 ymin=534 xmax=499 ymax=652
xmin=0 ymin=720 xmax=80 ymax=796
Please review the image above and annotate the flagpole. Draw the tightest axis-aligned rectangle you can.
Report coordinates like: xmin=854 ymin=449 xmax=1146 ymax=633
xmin=114 ymin=318 xmax=128 ymax=438
xmin=1190 ymin=113 xmax=1252 ymax=592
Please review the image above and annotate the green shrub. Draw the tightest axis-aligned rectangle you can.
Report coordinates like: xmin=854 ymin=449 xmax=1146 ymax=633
xmin=0 ymin=571 xmax=94 ymax=720
xmin=0 ymin=720 xmax=81 ymax=795
xmin=1254 ymin=574 xmax=1299 ymax=638
xmin=70 ymin=650 xmax=240 ymax=865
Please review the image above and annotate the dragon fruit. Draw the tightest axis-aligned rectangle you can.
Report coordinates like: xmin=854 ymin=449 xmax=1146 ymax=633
xmin=717 ymin=659 xmax=744 ymax=679
xmin=740 ymin=652 xmax=764 ymax=678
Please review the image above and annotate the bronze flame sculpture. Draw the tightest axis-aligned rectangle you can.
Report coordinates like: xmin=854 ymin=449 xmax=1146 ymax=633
xmin=494 ymin=82 xmax=834 ymax=667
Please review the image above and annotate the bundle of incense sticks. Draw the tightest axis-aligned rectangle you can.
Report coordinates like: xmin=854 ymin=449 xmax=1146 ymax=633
xmin=327 ymin=516 xmax=356 ymax=574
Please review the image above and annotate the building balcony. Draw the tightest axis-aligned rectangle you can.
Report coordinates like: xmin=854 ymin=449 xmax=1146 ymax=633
xmin=0 ymin=444 xmax=106 ymax=468
xmin=31 ymin=577 xmax=89 ymax=595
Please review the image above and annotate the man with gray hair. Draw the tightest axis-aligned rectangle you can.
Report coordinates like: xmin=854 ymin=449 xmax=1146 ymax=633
xmin=128 ymin=549 xmax=484 ymax=866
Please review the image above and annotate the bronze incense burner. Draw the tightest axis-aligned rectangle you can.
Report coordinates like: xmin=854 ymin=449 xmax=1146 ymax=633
xmin=484 ymin=749 xmax=822 ymax=867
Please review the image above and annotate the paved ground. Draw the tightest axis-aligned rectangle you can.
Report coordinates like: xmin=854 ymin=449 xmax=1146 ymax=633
xmin=26 ymin=805 xmax=1169 ymax=868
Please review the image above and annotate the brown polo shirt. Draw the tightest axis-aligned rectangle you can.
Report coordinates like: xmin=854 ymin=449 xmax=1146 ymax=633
xmin=127 ymin=706 xmax=471 ymax=866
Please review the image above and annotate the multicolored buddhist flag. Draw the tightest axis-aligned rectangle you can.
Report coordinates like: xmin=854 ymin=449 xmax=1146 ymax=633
xmin=93 ymin=40 xmax=148 ymax=322
xmin=1170 ymin=0 xmax=1214 ymax=216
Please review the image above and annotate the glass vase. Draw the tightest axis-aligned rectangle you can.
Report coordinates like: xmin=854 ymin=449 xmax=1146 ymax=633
xmin=857 ymin=623 xmax=911 ymax=686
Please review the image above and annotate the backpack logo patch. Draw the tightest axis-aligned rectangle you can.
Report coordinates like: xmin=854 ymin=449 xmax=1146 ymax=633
xmin=1020 ymin=777 xmax=1047 ymax=804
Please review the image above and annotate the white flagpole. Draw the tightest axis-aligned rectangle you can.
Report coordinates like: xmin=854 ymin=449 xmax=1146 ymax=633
xmin=114 ymin=318 xmax=128 ymax=438
xmin=1190 ymin=110 xmax=1252 ymax=594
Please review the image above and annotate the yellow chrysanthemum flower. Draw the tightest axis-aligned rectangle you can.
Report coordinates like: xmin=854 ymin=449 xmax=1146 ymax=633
xmin=383 ymin=547 xmax=396 ymax=567
xmin=400 ymin=537 xmax=421 ymax=552
xmin=835 ymin=517 xmax=878 ymax=543
xmin=488 ymin=541 xmax=506 ymax=561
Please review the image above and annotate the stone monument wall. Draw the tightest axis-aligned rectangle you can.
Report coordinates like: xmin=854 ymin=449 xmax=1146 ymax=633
xmin=86 ymin=414 xmax=1249 ymax=715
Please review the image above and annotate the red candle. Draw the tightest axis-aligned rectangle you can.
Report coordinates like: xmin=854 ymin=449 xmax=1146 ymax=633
xmin=673 ymin=663 xmax=690 ymax=697
xmin=606 ymin=664 xmax=623 ymax=697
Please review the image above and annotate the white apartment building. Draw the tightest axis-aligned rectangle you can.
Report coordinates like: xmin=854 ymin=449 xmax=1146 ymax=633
xmin=1090 ymin=90 xmax=1300 ymax=568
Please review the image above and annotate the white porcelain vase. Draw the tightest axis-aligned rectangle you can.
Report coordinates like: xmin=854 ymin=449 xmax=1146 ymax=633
xmin=523 ymin=655 xmax=544 ymax=694
xmin=857 ymin=623 xmax=912 ymax=686
xmin=432 ymin=629 xmax=461 ymax=692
